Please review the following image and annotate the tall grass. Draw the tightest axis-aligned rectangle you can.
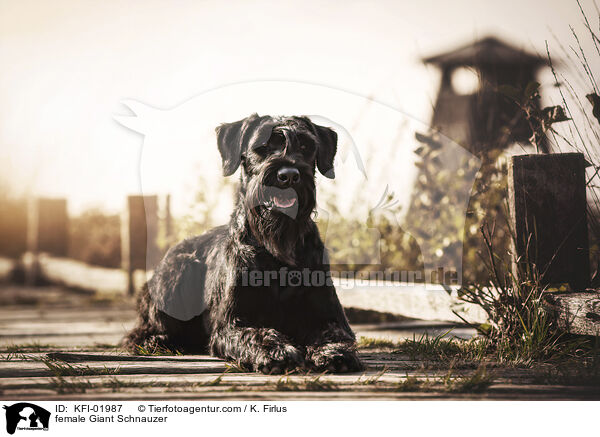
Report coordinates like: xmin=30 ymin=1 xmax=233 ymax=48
xmin=545 ymin=0 xmax=600 ymax=283
xmin=458 ymin=218 xmax=593 ymax=364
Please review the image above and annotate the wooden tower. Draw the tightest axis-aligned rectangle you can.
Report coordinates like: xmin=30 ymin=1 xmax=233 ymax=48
xmin=423 ymin=36 xmax=548 ymax=154
xmin=404 ymin=37 xmax=550 ymax=285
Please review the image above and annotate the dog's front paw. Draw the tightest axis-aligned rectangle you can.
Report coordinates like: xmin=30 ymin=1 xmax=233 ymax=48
xmin=253 ymin=343 xmax=305 ymax=374
xmin=123 ymin=330 xmax=174 ymax=355
xmin=306 ymin=342 xmax=363 ymax=373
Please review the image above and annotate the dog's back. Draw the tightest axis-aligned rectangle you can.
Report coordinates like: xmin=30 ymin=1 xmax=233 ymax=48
xmin=124 ymin=225 xmax=228 ymax=353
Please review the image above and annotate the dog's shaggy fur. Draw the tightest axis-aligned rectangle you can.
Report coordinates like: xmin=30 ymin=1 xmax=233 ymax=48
xmin=124 ymin=114 xmax=362 ymax=374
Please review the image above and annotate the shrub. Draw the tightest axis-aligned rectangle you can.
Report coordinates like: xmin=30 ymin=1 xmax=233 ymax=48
xmin=68 ymin=210 xmax=121 ymax=268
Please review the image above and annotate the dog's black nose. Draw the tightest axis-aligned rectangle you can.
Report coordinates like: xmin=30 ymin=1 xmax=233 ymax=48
xmin=277 ymin=167 xmax=300 ymax=186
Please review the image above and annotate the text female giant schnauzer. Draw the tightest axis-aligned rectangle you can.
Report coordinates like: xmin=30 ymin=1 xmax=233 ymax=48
xmin=125 ymin=114 xmax=362 ymax=374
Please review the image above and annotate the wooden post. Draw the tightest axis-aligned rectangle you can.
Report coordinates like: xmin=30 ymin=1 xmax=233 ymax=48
xmin=25 ymin=197 xmax=68 ymax=285
xmin=121 ymin=195 xmax=159 ymax=295
xmin=165 ymin=194 xmax=173 ymax=245
xmin=508 ymin=153 xmax=589 ymax=290
xmin=0 ymin=199 xmax=28 ymax=258
xmin=28 ymin=198 xmax=69 ymax=256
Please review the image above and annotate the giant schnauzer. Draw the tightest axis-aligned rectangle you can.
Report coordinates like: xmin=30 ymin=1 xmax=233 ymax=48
xmin=124 ymin=114 xmax=362 ymax=374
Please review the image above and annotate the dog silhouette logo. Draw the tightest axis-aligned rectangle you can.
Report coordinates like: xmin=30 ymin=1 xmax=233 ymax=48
xmin=3 ymin=403 xmax=50 ymax=434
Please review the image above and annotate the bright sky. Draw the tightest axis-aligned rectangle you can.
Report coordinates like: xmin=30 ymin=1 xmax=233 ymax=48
xmin=0 ymin=0 xmax=597 ymax=218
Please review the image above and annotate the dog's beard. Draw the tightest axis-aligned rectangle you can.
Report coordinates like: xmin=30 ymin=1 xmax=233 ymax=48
xmin=244 ymin=175 xmax=316 ymax=266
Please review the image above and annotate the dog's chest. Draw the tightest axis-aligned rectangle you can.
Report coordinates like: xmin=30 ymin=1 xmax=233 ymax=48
xmin=236 ymin=261 xmax=334 ymax=333
xmin=237 ymin=282 xmax=328 ymax=336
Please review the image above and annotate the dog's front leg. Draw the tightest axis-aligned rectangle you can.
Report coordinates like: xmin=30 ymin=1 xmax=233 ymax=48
xmin=305 ymin=323 xmax=363 ymax=373
xmin=210 ymin=325 xmax=305 ymax=374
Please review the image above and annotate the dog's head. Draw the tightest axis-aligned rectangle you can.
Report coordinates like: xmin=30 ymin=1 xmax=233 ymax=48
xmin=216 ymin=113 xmax=337 ymax=264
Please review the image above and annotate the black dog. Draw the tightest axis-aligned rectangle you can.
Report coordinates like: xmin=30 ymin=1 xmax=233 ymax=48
xmin=124 ymin=114 xmax=362 ymax=374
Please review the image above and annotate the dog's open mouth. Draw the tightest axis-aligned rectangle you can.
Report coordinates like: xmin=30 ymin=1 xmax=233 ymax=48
xmin=262 ymin=187 xmax=298 ymax=213
xmin=271 ymin=194 xmax=297 ymax=209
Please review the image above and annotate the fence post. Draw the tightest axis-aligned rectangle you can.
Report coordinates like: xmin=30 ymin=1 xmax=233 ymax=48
xmin=165 ymin=194 xmax=173 ymax=244
xmin=0 ymin=199 xmax=28 ymax=258
xmin=121 ymin=195 xmax=159 ymax=295
xmin=508 ymin=153 xmax=590 ymax=290
xmin=26 ymin=197 xmax=69 ymax=284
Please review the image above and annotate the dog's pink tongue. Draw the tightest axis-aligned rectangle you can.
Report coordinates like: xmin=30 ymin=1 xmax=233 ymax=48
xmin=273 ymin=195 xmax=296 ymax=208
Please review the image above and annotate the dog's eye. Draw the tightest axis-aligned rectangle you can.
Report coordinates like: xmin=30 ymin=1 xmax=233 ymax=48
xmin=300 ymin=143 xmax=314 ymax=154
xmin=253 ymin=145 xmax=270 ymax=155
xmin=268 ymin=132 xmax=286 ymax=150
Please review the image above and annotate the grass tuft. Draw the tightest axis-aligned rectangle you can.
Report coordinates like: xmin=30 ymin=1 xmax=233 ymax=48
xmin=274 ymin=374 xmax=338 ymax=391
xmin=357 ymin=337 xmax=398 ymax=349
xmin=395 ymin=375 xmax=426 ymax=392
xmin=445 ymin=365 xmax=496 ymax=393
xmin=1 ymin=342 xmax=57 ymax=353
xmin=356 ymin=368 xmax=387 ymax=385
xmin=133 ymin=344 xmax=182 ymax=356
xmin=197 ymin=375 xmax=223 ymax=387
xmin=49 ymin=376 xmax=93 ymax=394
xmin=41 ymin=355 xmax=119 ymax=377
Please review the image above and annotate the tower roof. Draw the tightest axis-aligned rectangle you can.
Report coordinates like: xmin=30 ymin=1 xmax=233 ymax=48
xmin=423 ymin=36 xmax=546 ymax=69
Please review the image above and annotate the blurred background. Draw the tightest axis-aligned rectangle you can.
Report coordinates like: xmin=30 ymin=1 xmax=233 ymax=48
xmin=1 ymin=0 xmax=599 ymax=295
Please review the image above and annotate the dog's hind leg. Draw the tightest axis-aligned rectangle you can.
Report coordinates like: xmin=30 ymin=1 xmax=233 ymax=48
xmin=210 ymin=325 xmax=305 ymax=374
xmin=122 ymin=283 xmax=178 ymax=354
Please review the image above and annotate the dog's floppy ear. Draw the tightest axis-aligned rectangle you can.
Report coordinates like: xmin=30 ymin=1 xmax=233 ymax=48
xmin=313 ymin=124 xmax=338 ymax=179
xmin=216 ymin=117 xmax=245 ymax=177
xmin=216 ymin=113 xmax=261 ymax=176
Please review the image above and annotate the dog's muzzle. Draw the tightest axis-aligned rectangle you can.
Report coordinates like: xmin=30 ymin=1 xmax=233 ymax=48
xmin=246 ymin=160 xmax=314 ymax=219
xmin=269 ymin=166 xmax=300 ymax=209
